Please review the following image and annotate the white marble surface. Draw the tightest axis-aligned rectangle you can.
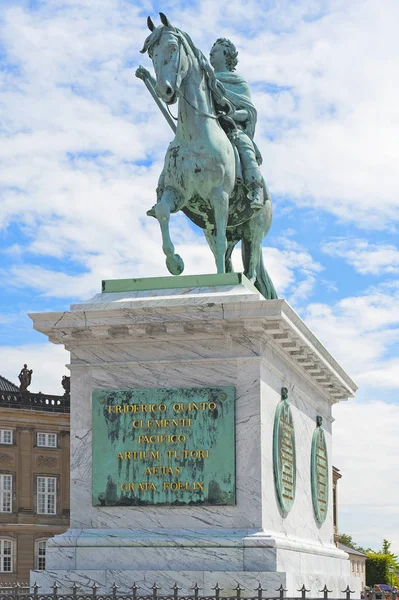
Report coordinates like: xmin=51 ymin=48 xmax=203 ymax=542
xmin=71 ymin=280 xmax=262 ymax=311
xmin=67 ymin=346 xmax=335 ymax=542
xmin=45 ymin=528 xmax=348 ymax=572
xmin=29 ymin=285 xmax=357 ymax=402
xmin=29 ymin=280 xmax=355 ymax=594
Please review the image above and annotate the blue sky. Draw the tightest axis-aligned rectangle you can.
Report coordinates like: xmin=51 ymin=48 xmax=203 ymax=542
xmin=1 ymin=0 xmax=399 ymax=551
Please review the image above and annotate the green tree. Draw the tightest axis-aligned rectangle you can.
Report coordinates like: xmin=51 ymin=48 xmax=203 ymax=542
xmin=366 ymin=541 xmax=399 ymax=588
xmin=381 ymin=540 xmax=399 ymax=567
xmin=339 ymin=534 xmax=356 ymax=549
xmin=366 ymin=553 xmax=392 ymax=587
xmin=338 ymin=533 xmax=368 ymax=553
xmin=382 ymin=540 xmax=391 ymax=554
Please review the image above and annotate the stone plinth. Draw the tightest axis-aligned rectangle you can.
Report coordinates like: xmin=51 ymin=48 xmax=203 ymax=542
xmin=29 ymin=273 xmax=358 ymax=595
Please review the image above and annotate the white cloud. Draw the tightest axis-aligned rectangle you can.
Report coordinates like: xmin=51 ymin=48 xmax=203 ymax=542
xmin=356 ymin=361 xmax=399 ymax=389
xmin=0 ymin=0 xmax=398 ymax=285
xmin=333 ymin=399 xmax=399 ymax=553
xmin=238 ymin=0 xmax=399 ymax=227
xmin=304 ymin=288 xmax=399 ymax=388
xmin=4 ymin=240 xmax=322 ymax=303
xmin=0 ymin=0 xmax=399 ymax=555
xmin=260 ymin=241 xmax=323 ymax=303
xmin=322 ymin=239 xmax=399 ymax=275
xmin=0 ymin=343 xmax=69 ymax=394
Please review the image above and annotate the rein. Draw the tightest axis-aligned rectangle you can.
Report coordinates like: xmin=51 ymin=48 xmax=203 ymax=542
xmin=167 ymin=89 xmax=220 ymax=122
xmin=164 ymin=33 xmax=236 ymax=128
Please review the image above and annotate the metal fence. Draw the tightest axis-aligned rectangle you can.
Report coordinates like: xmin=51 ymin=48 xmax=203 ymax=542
xmin=0 ymin=583 xmax=357 ymax=600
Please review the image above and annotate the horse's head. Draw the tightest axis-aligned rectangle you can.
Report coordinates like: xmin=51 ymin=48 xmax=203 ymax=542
xmin=140 ymin=13 xmax=190 ymax=105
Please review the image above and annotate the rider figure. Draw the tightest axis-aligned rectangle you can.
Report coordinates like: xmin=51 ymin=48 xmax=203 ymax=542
xmin=209 ymin=38 xmax=264 ymax=210
xmin=136 ymin=37 xmax=265 ymax=211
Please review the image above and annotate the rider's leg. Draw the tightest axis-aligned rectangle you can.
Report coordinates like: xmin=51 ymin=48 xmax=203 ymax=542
xmin=235 ymin=132 xmax=264 ymax=209
xmin=209 ymin=185 xmax=229 ymax=274
xmin=155 ymin=187 xmax=184 ymax=275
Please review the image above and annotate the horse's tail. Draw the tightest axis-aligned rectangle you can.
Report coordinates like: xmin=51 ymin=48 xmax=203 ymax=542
xmin=255 ymin=251 xmax=278 ymax=299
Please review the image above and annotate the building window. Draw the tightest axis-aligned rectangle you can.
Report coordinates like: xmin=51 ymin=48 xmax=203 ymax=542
xmin=333 ymin=485 xmax=337 ymax=530
xmin=0 ymin=430 xmax=13 ymax=445
xmin=37 ymin=433 xmax=57 ymax=448
xmin=37 ymin=476 xmax=56 ymax=515
xmin=0 ymin=474 xmax=12 ymax=513
xmin=35 ymin=540 xmax=47 ymax=570
xmin=0 ymin=539 xmax=13 ymax=572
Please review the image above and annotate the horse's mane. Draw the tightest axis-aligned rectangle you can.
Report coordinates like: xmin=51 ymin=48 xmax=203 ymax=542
xmin=140 ymin=25 xmax=234 ymax=116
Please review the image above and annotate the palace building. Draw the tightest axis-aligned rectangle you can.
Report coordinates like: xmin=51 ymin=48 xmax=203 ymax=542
xmin=0 ymin=369 xmax=70 ymax=583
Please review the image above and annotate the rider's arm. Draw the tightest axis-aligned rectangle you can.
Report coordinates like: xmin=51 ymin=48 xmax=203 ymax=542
xmin=135 ymin=66 xmax=157 ymax=88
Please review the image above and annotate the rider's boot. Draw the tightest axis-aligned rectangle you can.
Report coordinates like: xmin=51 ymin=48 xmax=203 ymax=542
xmin=247 ymin=181 xmax=264 ymax=210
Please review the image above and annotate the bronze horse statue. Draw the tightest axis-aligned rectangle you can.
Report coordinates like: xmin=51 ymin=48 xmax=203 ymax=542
xmin=138 ymin=14 xmax=277 ymax=299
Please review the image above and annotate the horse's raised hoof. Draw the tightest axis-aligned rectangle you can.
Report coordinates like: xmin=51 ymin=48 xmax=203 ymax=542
xmin=146 ymin=207 xmax=156 ymax=218
xmin=166 ymin=254 xmax=184 ymax=275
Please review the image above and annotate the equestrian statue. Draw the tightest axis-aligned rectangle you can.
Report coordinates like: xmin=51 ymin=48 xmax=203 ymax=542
xmin=136 ymin=13 xmax=278 ymax=299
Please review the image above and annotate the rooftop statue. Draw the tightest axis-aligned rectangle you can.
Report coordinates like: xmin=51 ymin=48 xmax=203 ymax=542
xmin=18 ymin=363 xmax=33 ymax=391
xmin=136 ymin=13 xmax=277 ymax=299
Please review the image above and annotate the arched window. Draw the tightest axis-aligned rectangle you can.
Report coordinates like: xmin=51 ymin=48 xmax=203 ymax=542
xmin=0 ymin=538 xmax=14 ymax=573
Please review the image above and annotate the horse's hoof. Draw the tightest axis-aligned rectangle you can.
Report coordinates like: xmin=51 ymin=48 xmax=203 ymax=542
xmin=146 ymin=207 xmax=156 ymax=218
xmin=166 ymin=254 xmax=184 ymax=275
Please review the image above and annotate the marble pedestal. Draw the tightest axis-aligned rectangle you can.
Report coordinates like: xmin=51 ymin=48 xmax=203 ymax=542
xmin=29 ymin=274 xmax=358 ymax=595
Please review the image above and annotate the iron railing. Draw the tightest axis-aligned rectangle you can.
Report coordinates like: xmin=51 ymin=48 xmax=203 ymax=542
xmin=0 ymin=582 xmax=358 ymax=600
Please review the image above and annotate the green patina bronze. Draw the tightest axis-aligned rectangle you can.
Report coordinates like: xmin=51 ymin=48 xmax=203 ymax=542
xmin=135 ymin=13 xmax=277 ymax=300
xmin=92 ymin=386 xmax=236 ymax=507
xmin=102 ymin=272 xmax=258 ymax=294
xmin=273 ymin=387 xmax=296 ymax=515
xmin=311 ymin=415 xmax=329 ymax=524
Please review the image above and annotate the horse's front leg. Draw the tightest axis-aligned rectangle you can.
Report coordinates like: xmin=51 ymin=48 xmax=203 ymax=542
xmin=209 ymin=186 xmax=229 ymax=274
xmin=154 ymin=187 xmax=184 ymax=275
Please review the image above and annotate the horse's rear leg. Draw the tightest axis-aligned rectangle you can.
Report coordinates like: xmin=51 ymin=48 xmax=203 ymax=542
xmin=240 ymin=208 xmax=277 ymax=299
xmin=225 ymin=229 xmax=240 ymax=272
xmin=155 ymin=187 xmax=184 ymax=275
xmin=204 ymin=230 xmax=237 ymax=273
xmin=225 ymin=240 xmax=238 ymax=273
xmin=241 ymin=214 xmax=264 ymax=283
xmin=209 ymin=187 xmax=229 ymax=274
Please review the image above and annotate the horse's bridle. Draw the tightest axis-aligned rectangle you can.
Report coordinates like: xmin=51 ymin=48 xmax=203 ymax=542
xmin=158 ymin=30 xmax=232 ymax=124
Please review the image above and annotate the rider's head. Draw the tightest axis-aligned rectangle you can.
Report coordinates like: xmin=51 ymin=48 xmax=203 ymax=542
xmin=210 ymin=38 xmax=238 ymax=72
